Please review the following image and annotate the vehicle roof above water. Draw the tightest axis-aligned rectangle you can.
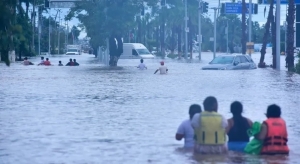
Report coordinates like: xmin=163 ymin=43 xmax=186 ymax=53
xmin=216 ymin=54 xmax=251 ymax=57
xmin=123 ymin=43 xmax=147 ymax=49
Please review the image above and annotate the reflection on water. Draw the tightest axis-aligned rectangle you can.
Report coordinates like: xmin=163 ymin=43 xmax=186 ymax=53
xmin=0 ymin=53 xmax=300 ymax=164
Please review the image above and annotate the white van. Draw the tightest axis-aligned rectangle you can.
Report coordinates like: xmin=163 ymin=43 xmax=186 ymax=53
xmin=120 ymin=43 xmax=155 ymax=59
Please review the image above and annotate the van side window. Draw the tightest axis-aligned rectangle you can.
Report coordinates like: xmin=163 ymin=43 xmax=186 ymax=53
xmin=132 ymin=49 xmax=138 ymax=56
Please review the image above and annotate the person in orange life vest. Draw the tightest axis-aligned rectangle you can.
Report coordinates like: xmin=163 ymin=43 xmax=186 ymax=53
xmin=256 ymin=104 xmax=289 ymax=155
xmin=65 ymin=58 xmax=74 ymax=66
xmin=44 ymin=58 xmax=51 ymax=66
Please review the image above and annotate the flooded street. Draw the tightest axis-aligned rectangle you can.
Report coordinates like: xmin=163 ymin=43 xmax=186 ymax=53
xmin=1 ymin=52 xmax=300 ymax=164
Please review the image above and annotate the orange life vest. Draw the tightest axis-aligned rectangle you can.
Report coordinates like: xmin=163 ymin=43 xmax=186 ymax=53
xmin=261 ymin=118 xmax=289 ymax=155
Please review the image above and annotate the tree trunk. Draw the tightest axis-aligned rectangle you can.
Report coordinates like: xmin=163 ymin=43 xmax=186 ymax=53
xmin=271 ymin=10 xmax=276 ymax=68
xmin=171 ymin=25 xmax=176 ymax=54
xmin=241 ymin=0 xmax=247 ymax=54
xmin=286 ymin=0 xmax=295 ymax=71
xmin=258 ymin=1 xmax=274 ymax=68
xmin=188 ymin=18 xmax=193 ymax=59
xmin=156 ymin=27 xmax=159 ymax=54
xmin=26 ymin=2 xmax=29 ymax=18
xmin=177 ymin=25 xmax=182 ymax=59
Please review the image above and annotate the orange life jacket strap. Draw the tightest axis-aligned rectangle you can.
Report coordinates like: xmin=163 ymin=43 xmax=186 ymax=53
xmin=264 ymin=136 xmax=288 ymax=142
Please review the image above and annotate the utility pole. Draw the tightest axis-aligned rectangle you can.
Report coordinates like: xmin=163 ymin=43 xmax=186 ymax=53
xmin=226 ymin=20 xmax=229 ymax=54
xmin=32 ymin=0 xmax=36 ymax=54
xmin=161 ymin=0 xmax=166 ymax=57
xmin=57 ymin=10 xmax=61 ymax=54
xmin=249 ymin=0 xmax=252 ymax=56
xmin=284 ymin=21 xmax=287 ymax=54
xmin=48 ymin=11 xmax=51 ymax=55
xmin=211 ymin=7 xmax=220 ymax=59
xmin=184 ymin=0 xmax=188 ymax=59
xmin=198 ymin=0 xmax=202 ymax=60
xmin=275 ymin=0 xmax=280 ymax=70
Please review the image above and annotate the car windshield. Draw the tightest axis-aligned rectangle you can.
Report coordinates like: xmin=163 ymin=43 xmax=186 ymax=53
xmin=136 ymin=49 xmax=151 ymax=55
xmin=68 ymin=49 xmax=78 ymax=52
xmin=210 ymin=56 xmax=234 ymax=64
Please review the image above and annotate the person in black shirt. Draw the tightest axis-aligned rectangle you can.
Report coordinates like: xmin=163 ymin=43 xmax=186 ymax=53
xmin=227 ymin=101 xmax=253 ymax=152
xmin=73 ymin=59 xmax=79 ymax=66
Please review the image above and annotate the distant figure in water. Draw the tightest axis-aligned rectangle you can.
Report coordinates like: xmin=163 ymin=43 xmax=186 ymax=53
xmin=22 ymin=57 xmax=34 ymax=65
xmin=176 ymin=104 xmax=202 ymax=148
xmin=227 ymin=101 xmax=252 ymax=152
xmin=58 ymin=61 xmax=63 ymax=66
xmin=73 ymin=59 xmax=79 ymax=66
xmin=66 ymin=58 xmax=74 ymax=66
xmin=154 ymin=61 xmax=168 ymax=74
xmin=38 ymin=56 xmax=44 ymax=66
xmin=137 ymin=59 xmax=147 ymax=70
xmin=44 ymin=58 xmax=51 ymax=66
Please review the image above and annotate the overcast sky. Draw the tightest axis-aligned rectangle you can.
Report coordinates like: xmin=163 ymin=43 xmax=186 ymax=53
xmin=46 ymin=0 xmax=290 ymax=39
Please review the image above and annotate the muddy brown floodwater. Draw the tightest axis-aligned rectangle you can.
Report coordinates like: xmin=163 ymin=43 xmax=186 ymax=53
xmin=0 ymin=53 xmax=300 ymax=164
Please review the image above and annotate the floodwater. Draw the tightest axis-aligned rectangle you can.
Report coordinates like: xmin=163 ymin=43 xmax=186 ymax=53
xmin=0 ymin=52 xmax=300 ymax=164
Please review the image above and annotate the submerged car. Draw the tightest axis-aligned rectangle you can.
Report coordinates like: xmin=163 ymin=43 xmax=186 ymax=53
xmin=202 ymin=54 xmax=257 ymax=70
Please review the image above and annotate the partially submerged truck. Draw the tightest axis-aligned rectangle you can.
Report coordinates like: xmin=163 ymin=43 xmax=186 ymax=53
xmin=66 ymin=45 xmax=81 ymax=55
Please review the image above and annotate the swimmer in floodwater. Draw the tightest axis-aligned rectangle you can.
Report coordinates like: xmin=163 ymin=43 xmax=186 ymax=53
xmin=137 ymin=59 xmax=147 ymax=70
xmin=73 ymin=59 xmax=79 ymax=66
xmin=65 ymin=58 xmax=74 ymax=66
xmin=44 ymin=58 xmax=51 ymax=66
xmin=227 ymin=101 xmax=252 ymax=152
xmin=22 ymin=57 xmax=34 ymax=65
xmin=154 ymin=61 xmax=168 ymax=74
xmin=37 ymin=56 xmax=45 ymax=66
xmin=58 ymin=61 xmax=63 ymax=66
xmin=176 ymin=104 xmax=202 ymax=148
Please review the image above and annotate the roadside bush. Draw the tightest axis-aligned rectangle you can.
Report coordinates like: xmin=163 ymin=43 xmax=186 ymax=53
xmin=295 ymin=52 xmax=300 ymax=74
xmin=167 ymin=53 xmax=178 ymax=59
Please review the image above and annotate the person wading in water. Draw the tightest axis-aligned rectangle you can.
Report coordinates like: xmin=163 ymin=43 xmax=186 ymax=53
xmin=227 ymin=101 xmax=252 ymax=152
xmin=257 ymin=104 xmax=289 ymax=155
xmin=175 ymin=104 xmax=202 ymax=149
xmin=191 ymin=96 xmax=228 ymax=154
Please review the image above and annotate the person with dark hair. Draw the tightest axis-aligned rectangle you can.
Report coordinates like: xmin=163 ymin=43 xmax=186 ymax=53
xmin=44 ymin=58 xmax=51 ymax=66
xmin=257 ymin=104 xmax=289 ymax=155
xmin=137 ymin=59 xmax=147 ymax=70
xmin=38 ymin=56 xmax=44 ymax=65
xmin=176 ymin=104 xmax=202 ymax=148
xmin=22 ymin=57 xmax=34 ymax=65
xmin=191 ymin=96 xmax=228 ymax=154
xmin=58 ymin=61 xmax=63 ymax=66
xmin=73 ymin=59 xmax=79 ymax=66
xmin=65 ymin=58 xmax=74 ymax=66
xmin=227 ymin=101 xmax=253 ymax=152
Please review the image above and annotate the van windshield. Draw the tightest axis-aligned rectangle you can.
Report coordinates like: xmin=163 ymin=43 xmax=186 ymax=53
xmin=67 ymin=49 xmax=78 ymax=52
xmin=136 ymin=49 xmax=150 ymax=55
